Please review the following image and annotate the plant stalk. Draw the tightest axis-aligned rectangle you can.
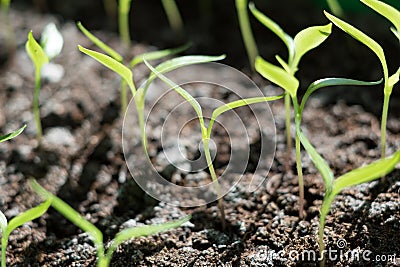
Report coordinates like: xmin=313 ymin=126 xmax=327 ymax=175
xmin=380 ymin=93 xmax=390 ymax=159
xmin=284 ymin=93 xmax=292 ymax=173
xmin=120 ymin=79 xmax=128 ymax=115
xmin=293 ymin=96 xmax=304 ymax=219
xmin=161 ymin=0 xmax=184 ymax=36
xmin=318 ymin=194 xmax=334 ymax=267
xmin=33 ymin=70 xmax=42 ymax=142
xmin=118 ymin=0 xmax=131 ymax=47
xmin=203 ymin=137 xmax=226 ymax=230
xmin=236 ymin=0 xmax=258 ymax=71
xmin=1 ymin=236 xmax=7 ymax=267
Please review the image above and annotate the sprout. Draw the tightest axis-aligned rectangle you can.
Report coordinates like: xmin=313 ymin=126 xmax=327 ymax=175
xmin=236 ymin=0 xmax=258 ymax=70
xmin=252 ymin=4 xmax=332 ymax=217
xmin=118 ymin=0 xmax=132 ymax=47
xmin=325 ymin=6 xmax=400 ymax=160
xmin=145 ymin=59 xmax=284 ymax=229
xmin=77 ymin=22 xmax=190 ymax=114
xmin=30 ymin=179 xmax=190 ymax=267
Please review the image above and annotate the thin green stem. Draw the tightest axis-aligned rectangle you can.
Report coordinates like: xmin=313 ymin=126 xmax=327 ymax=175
xmin=1 ymin=236 xmax=7 ymax=267
xmin=34 ymin=70 xmax=42 ymax=142
xmin=118 ymin=0 xmax=131 ymax=47
xmin=161 ymin=0 xmax=184 ymax=35
xmin=120 ymin=79 xmax=128 ymax=115
xmin=284 ymin=93 xmax=292 ymax=172
xmin=236 ymin=0 xmax=258 ymax=71
xmin=203 ymin=137 xmax=226 ymax=230
xmin=318 ymin=194 xmax=334 ymax=267
xmin=380 ymin=93 xmax=390 ymax=159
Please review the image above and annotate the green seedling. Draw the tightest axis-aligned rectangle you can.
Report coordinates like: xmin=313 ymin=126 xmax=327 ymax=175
xmin=77 ymin=22 xmax=190 ymax=114
xmin=236 ymin=0 xmax=258 ymax=70
xmin=252 ymin=3 xmax=332 ymax=217
xmin=1 ymin=0 xmax=15 ymax=55
xmin=25 ymin=25 xmax=63 ymax=142
xmin=118 ymin=0 xmax=132 ymax=47
xmin=0 ymin=200 xmax=51 ymax=267
xmin=161 ymin=0 xmax=184 ymax=36
xmin=294 ymin=82 xmax=399 ymax=265
xmin=325 ymin=5 xmax=400 ymax=160
xmin=250 ymin=3 xmax=332 ymax=181
xmin=33 ymin=180 xmax=190 ymax=266
xmin=30 ymin=179 xmax=191 ymax=267
xmin=145 ymin=59 xmax=284 ymax=229
xmin=26 ymin=31 xmax=48 ymax=142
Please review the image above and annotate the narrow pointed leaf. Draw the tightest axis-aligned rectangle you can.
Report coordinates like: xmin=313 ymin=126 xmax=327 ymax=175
xmin=332 ymin=150 xmax=400 ymax=196
xmin=324 ymin=12 xmax=389 ymax=91
xmin=30 ymin=179 xmax=103 ymax=245
xmin=77 ymin=22 xmax=122 ymax=62
xmin=292 ymin=24 xmax=332 ymax=68
xmin=388 ymin=67 xmax=400 ymax=88
xmin=0 ymin=125 xmax=26 ymax=143
xmin=391 ymin=27 xmax=399 ymax=41
xmin=7 ymin=199 xmax=51 ymax=236
xmin=143 ymin=55 xmax=225 ymax=94
xmin=208 ymin=94 xmax=285 ymax=137
xmin=255 ymin=56 xmax=299 ymax=97
xmin=144 ymin=60 xmax=204 ymax=125
xmin=26 ymin=31 xmax=49 ymax=71
xmin=249 ymin=2 xmax=294 ymax=60
xmin=129 ymin=43 xmax=191 ymax=67
xmin=361 ymin=0 xmax=400 ymax=38
xmin=297 ymin=129 xmax=334 ymax=193
xmin=78 ymin=45 xmax=135 ymax=94
xmin=300 ymin=78 xmax=382 ymax=115
xmin=107 ymin=215 xmax=191 ymax=258
xmin=275 ymin=55 xmax=291 ymax=73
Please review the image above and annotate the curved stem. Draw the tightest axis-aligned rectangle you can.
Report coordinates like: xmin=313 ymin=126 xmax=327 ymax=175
xmin=34 ymin=70 xmax=42 ymax=142
xmin=120 ymin=79 xmax=128 ymax=115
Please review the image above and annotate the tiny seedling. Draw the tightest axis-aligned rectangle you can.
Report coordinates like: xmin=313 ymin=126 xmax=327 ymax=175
xmin=0 ymin=200 xmax=51 ymax=267
xmin=30 ymin=179 xmax=190 ymax=267
xmin=252 ymin=2 xmax=332 ymax=217
xmin=236 ymin=0 xmax=258 ymax=71
xmin=77 ymin=22 xmax=190 ymax=114
xmin=145 ymin=59 xmax=284 ymax=229
xmin=250 ymin=3 xmax=332 ymax=180
xmin=25 ymin=25 xmax=63 ymax=142
xmin=325 ymin=3 xmax=400 ymax=160
xmin=161 ymin=0 xmax=184 ymax=36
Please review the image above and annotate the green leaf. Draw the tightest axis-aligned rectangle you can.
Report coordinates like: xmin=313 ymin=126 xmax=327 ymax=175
xmin=0 ymin=210 xmax=7 ymax=236
xmin=388 ymin=67 xmax=400 ymax=88
xmin=255 ymin=56 xmax=299 ymax=97
xmin=142 ymin=55 xmax=225 ymax=95
xmin=7 ymin=199 xmax=51 ymax=236
xmin=78 ymin=45 xmax=136 ymax=95
xmin=106 ymin=215 xmax=191 ymax=260
xmin=41 ymin=23 xmax=64 ymax=60
xmin=249 ymin=2 xmax=294 ymax=61
xmin=0 ymin=125 xmax=26 ymax=143
xmin=332 ymin=149 xmax=400 ymax=196
xmin=77 ymin=22 xmax=122 ymax=62
xmin=361 ymin=0 xmax=400 ymax=40
xmin=29 ymin=179 xmax=103 ymax=246
xmin=324 ymin=11 xmax=389 ymax=92
xmin=300 ymin=78 xmax=382 ymax=115
xmin=297 ymin=129 xmax=334 ymax=193
xmin=144 ymin=60 xmax=205 ymax=127
xmin=391 ymin=27 xmax=400 ymax=41
xmin=275 ymin=55 xmax=290 ymax=73
xmin=207 ymin=94 xmax=285 ymax=137
xmin=292 ymin=23 xmax=332 ymax=69
xmin=129 ymin=43 xmax=191 ymax=67
xmin=26 ymin=31 xmax=49 ymax=71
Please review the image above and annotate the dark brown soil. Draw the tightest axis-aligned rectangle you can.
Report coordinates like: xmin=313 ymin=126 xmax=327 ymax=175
xmin=0 ymin=3 xmax=399 ymax=267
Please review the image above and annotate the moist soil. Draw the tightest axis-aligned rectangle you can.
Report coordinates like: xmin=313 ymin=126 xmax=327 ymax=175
xmin=0 ymin=3 xmax=400 ymax=267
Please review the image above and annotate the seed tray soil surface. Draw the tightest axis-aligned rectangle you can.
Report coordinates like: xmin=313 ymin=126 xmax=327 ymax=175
xmin=0 ymin=6 xmax=400 ymax=267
